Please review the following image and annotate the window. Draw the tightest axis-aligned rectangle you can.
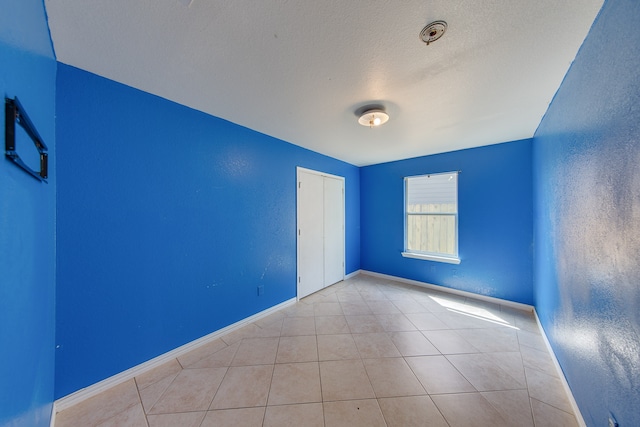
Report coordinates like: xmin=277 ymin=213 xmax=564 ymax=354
xmin=402 ymin=171 xmax=460 ymax=264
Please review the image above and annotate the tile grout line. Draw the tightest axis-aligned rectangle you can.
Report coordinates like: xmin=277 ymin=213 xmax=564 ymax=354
xmin=515 ymin=329 xmax=537 ymax=427
xmin=260 ymin=335 xmax=280 ymax=427
xmin=131 ymin=377 xmax=151 ymax=427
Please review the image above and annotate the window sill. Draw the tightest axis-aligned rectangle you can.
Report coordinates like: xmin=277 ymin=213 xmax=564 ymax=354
xmin=401 ymin=252 xmax=461 ymax=264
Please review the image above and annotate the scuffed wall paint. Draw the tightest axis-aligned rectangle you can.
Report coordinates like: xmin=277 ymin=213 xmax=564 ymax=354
xmin=533 ymin=1 xmax=640 ymax=426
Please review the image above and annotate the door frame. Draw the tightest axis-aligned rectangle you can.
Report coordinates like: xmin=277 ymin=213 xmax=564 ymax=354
xmin=296 ymin=166 xmax=346 ymax=300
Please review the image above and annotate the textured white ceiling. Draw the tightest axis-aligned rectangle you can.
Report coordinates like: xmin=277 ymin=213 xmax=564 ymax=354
xmin=45 ymin=0 xmax=603 ymax=166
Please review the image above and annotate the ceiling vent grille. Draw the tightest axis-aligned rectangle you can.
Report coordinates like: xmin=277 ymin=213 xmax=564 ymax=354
xmin=420 ymin=21 xmax=447 ymax=45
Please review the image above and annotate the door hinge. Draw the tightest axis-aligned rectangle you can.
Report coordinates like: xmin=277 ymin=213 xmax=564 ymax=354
xmin=298 ymin=181 xmax=301 ymax=188
xmin=298 ymin=276 xmax=301 ymax=283
xmin=298 ymin=229 xmax=301 ymax=235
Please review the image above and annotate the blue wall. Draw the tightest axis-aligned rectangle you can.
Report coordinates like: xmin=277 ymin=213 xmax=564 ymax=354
xmin=0 ymin=1 xmax=57 ymax=426
xmin=360 ymin=139 xmax=533 ymax=305
xmin=533 ymin=1 xmax=640 ymax=426
xmin=54 ymin=64 xmax=360 ymax=398
xmin=7 ymin=2 xmax=635 ymax=423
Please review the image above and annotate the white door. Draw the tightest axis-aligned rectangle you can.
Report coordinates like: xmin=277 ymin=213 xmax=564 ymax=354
xmin=297 ymin=168 xmax=345 ymax=299
xmin=297 ymin=170 xmax=325 ymax=298
xmin=324 ymin=176 xmax=344 ymax=287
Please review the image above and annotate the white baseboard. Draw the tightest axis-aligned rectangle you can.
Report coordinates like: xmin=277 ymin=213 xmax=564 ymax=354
xmin=49 ymin=406 xmax=55 ymax=427
xmin=360 ymin=270 xmax=534 ymax=312
xmin=533 ymin=310 xmax=586 ymax=427
xmin=344 ymin=269 xmax=361 ymax=280
xmin=53 ymin=297 xmax=296 ymax=415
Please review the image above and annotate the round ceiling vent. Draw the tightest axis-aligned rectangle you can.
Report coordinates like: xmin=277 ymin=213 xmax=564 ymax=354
xmin=420 ymin=21 xmax=447 ymax=45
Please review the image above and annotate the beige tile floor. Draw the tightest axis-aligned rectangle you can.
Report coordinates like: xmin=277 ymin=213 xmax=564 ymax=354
xmin=55 ymin=275 xmax=579 ymax=427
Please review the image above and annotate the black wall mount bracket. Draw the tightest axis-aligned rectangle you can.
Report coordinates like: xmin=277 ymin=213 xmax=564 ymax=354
xmin=5 ymin=97 xmax=48 ymax=182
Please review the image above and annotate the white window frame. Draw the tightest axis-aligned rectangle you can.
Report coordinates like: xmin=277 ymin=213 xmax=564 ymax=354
xmin=402 ymin=171 xmax=460 ymax=264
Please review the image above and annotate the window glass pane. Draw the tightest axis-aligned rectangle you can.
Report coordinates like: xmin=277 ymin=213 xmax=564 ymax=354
xmin=407 ymin=214 xmax=456 ymax=255
xmin=406 ymin=173 xmax=457 ymax=213
xmin=405 ymin=172 xmax=458 ymax=259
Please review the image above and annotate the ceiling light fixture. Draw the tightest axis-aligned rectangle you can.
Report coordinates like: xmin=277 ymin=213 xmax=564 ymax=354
xmin=358 ymin=109 xmax=389 ymax=128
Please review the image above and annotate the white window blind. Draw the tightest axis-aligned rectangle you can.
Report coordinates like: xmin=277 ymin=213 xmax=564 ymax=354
xmin=403 ymin=171 xmax=459 ymax=263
